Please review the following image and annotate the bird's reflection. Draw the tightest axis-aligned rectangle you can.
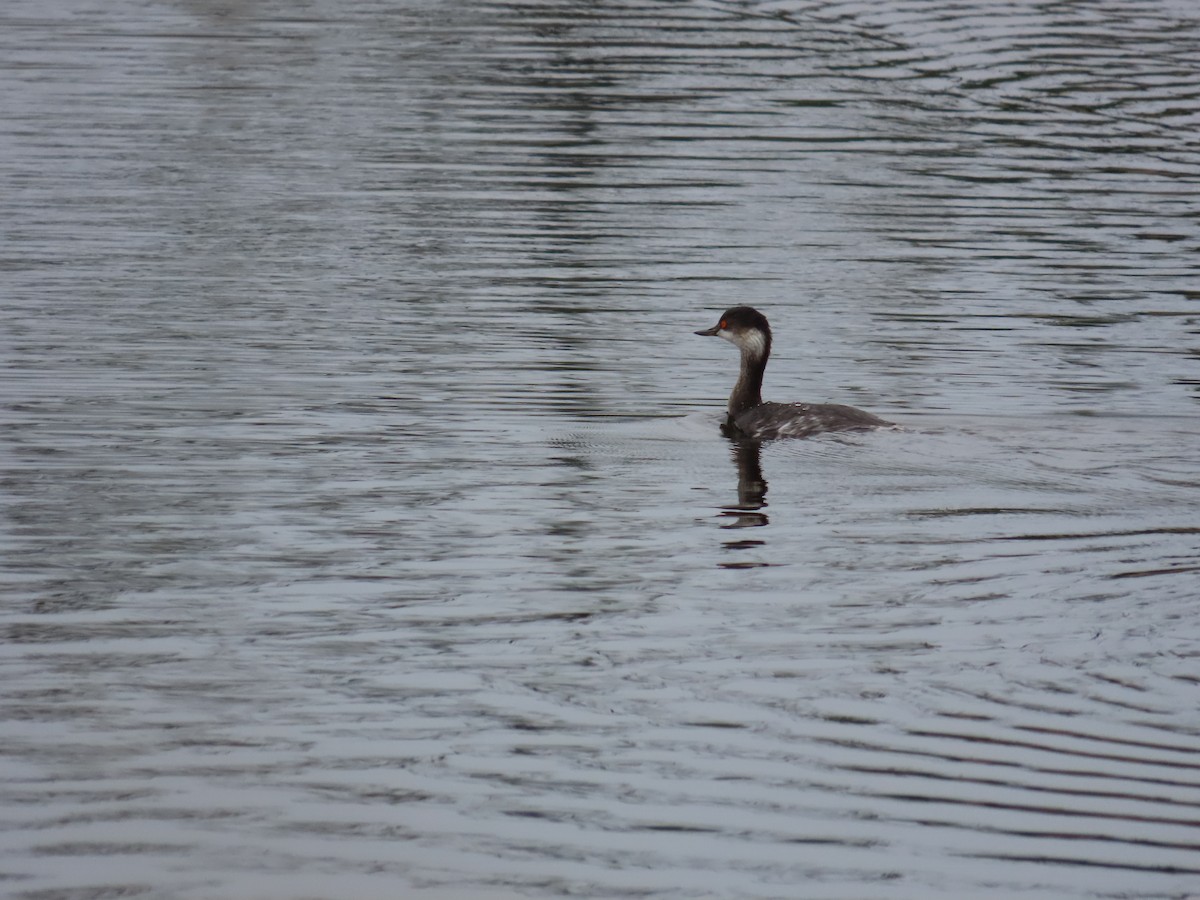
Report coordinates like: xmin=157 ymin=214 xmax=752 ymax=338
xmin=718 ymin=439 xmax=768 ymax=529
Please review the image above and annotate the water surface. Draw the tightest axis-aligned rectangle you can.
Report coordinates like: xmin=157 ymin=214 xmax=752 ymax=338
xmin=3 ymin=0 xmax=1200 ymax=897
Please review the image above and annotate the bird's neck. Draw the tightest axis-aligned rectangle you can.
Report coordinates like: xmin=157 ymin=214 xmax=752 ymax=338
xmin=729 ymin=345 xmax=767 ymax=418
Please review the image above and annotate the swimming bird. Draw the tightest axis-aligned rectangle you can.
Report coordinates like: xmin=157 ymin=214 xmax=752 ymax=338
xmin=695 ymin=305 xmax=892 ymax=440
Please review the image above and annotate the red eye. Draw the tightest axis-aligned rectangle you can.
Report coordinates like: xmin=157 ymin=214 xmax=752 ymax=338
xmin=719 ymin=320 xmax=727 ymax=329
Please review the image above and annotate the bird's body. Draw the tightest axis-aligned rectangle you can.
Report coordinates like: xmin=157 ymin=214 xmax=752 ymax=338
xmin=728 ymin=400 xmax=890 ymax=441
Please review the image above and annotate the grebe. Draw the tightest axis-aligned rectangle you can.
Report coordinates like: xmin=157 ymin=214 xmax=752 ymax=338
xmin=695 ymin=305 xmax=892 ymax=440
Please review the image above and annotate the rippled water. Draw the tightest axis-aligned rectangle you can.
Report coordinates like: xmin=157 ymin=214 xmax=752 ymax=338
xmin=3 ymin=0 xmax=1200 ymax=897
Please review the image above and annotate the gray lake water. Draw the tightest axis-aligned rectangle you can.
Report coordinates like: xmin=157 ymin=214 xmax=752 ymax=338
xmin=3 ymin=0 xmax=1200 ymax=897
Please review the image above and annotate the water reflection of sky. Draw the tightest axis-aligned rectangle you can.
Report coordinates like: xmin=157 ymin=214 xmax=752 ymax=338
xmin=2 ymin=1 xmax=1199 ymax=897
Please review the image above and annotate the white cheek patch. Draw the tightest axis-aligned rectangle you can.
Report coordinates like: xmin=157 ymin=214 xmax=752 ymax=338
xmin=744 ymin=330 xmax=767 ymax=357
xmin=724 ymin=328 xmax=766 ymax=357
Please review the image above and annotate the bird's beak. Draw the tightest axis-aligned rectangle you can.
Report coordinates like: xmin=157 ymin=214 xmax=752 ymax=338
xmin=695 ymin=324 xmax=721 ymax=337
